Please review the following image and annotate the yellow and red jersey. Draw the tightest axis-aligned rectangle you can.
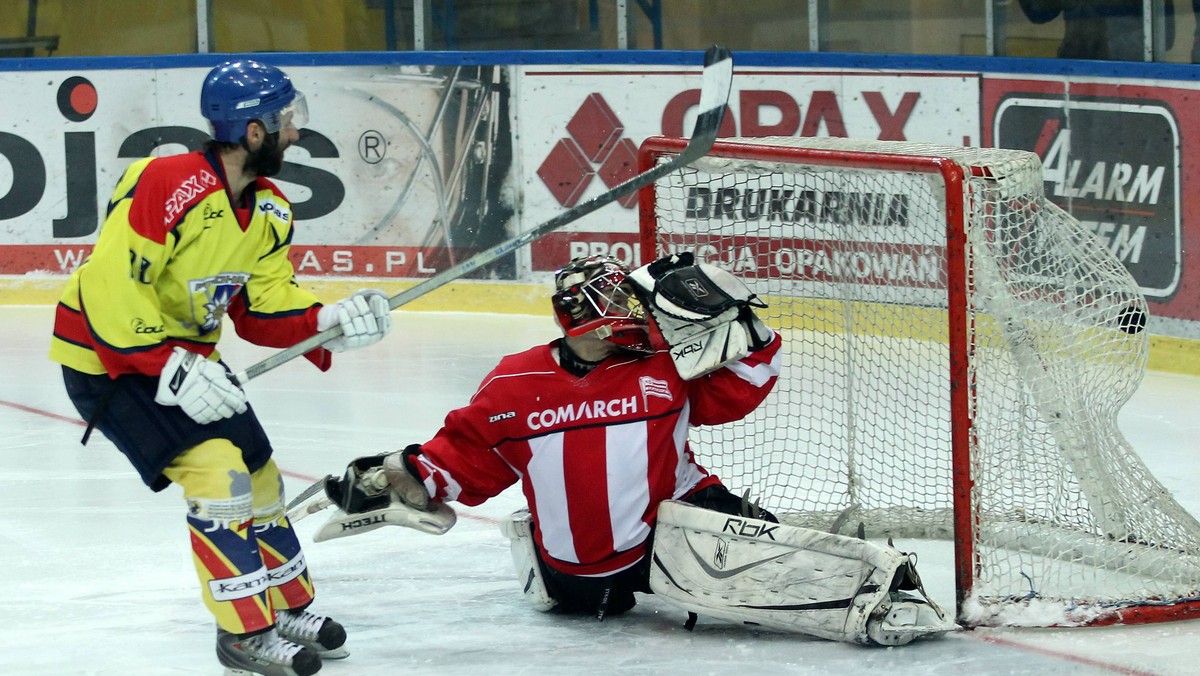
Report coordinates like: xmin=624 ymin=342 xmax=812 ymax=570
xmin=50 ymin=149 xmax=330 ymax=377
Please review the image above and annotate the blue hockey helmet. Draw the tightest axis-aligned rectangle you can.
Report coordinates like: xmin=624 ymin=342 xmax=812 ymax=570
xmin=200 ymin=59 xmax=308 ymax=143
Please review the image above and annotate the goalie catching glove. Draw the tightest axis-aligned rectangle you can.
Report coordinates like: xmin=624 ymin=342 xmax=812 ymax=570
xmin=628 ymin=252 xmax=773 ymax=379
xmin=308 ymin=446 xmax=456 ymax=542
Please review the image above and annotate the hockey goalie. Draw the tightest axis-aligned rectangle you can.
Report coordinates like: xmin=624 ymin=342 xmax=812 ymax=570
xmin=297 ymin=253 xmax=957 ymax=646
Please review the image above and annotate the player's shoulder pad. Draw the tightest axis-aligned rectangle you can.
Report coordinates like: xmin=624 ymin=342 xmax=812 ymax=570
xmin=127 ymin=152 xmax=223 ymax=239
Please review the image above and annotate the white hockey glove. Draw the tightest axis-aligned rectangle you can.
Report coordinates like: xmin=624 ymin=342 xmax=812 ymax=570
xmin=154 ymin=346 xmax=248 ymax=424
xmin=629 ymin=252 xmax=772 ymax=380
xmin=316 ymin=289 xmax=393 ymax=353
xmin=311 ymin=448 xmax=456 ymax=542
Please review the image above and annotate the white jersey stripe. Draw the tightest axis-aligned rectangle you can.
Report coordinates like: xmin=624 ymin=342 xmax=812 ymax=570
xmin=606 ymin=420 xmax=651 ymax=553
xmin=415 ymin=454 xmax=463 ymax=503
xmin=526 ymin=432 xmax=577 ymax=563
xmin=671 ymin=400 xmax=705 ymax=498
xmin=471 ymin=369 xmax=559 ymax=402
xmin=725 ymin=348 xmax=782 ymax=387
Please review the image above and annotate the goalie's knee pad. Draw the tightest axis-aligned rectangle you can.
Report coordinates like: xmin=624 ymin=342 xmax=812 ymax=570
xmin=500 ymin=509 xmax=557 ymax=612
xmin=648 ymin=500 xmax=958 ymax=645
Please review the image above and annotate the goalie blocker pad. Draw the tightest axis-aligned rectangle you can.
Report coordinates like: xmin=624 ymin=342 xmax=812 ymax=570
xmin=313 ymin=452 xmax=457 ymax=542
xmin=649 ymin=501 xmax=958 ymax=645
xmin=313 ymin=496 xmax=457 ymax=542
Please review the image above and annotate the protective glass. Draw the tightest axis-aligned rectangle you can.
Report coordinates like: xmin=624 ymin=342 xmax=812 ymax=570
xmin=261 ymin=91 xmax=308 ymax=134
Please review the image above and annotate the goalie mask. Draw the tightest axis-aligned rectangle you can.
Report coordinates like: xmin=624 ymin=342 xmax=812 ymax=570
xmin=552 ymin=256 xmax=652 ymax=352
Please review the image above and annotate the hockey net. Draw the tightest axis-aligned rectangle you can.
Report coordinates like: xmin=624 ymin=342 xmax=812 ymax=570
xmin=637 ymin=135 xmax=1200 ymax=627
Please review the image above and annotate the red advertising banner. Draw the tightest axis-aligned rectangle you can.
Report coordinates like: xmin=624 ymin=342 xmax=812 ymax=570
xmin=0 ymin=244 xmax=475 ymax=279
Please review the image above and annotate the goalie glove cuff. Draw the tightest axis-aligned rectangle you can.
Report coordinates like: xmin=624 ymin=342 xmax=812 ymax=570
xmin=383 ymin=446 xmax=432 ymax=510
xmin=739 ymin=306 xmax=774 ymax=351
xmin=325 ymin=449 xmax=432 ymax=515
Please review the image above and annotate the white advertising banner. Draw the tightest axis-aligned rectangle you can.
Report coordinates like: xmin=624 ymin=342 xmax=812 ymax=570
xmin=0 ymin=60 xmax=979 ymax=282
xmin=515 ymin=65 xmax=980 ymax=272
xmin=0 ymin=63 xmax=510 ymax=279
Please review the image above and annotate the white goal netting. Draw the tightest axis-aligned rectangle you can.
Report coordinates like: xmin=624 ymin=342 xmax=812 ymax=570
xmin=640 ymin=135 xmax=1200 ymax=627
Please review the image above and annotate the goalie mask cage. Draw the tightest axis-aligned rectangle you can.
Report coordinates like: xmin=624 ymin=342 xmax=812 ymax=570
xmin=637 ymin=135 xmax=1200 ymax=628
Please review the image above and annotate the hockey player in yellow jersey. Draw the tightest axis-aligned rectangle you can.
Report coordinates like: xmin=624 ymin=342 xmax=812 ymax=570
xmin=49 ymin=60 xmax=387 ymax=676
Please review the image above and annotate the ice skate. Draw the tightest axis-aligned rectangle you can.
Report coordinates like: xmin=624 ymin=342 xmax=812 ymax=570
xmin=216 ymin=627 xmax=321 ymax=676
xmin=276 ymin=608 xmax=349 ymax=659
xmin=866 ymin=590 xmax=960 ymax=646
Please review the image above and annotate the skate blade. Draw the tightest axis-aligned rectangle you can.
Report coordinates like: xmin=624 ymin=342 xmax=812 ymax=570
xmin=223 ymin=661 xmax=321 ymax=676
xmin=319 ymin=645 xmax=350 ymax=660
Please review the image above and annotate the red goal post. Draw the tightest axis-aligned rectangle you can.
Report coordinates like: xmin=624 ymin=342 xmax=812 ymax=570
xmin=636 ymin=135 xmax=1200 ymax=627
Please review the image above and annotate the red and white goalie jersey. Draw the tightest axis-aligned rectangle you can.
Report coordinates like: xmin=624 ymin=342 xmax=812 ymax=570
xmin=411 ymin=333 xmax=782 ymax=577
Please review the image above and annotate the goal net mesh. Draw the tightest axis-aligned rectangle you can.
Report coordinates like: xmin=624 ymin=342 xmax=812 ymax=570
xmin=639 ymin=135 xmax=1200 ymax=627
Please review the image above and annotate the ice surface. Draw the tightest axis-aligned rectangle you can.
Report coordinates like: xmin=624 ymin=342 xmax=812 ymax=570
xmin=2 ymin=306 xmax=1197 ymax=675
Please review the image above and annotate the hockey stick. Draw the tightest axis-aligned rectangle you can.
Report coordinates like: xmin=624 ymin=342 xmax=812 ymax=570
xmin=286 ymin=477 xmax=332 ymax=517
xmin=288 ymin=496 xmax=333 ymax=523
xmin=232 ymin=44 xmax=733 ymax=387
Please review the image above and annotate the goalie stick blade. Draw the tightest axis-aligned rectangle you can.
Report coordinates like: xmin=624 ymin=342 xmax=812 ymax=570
xmin=230 ymin=45 xmax=734 ymax=386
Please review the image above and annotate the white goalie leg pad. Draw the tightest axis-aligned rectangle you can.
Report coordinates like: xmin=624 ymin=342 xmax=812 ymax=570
xmin=648 ymin=500 xmax=958 ymax=645
xmin=499 ymin=509 xmax=557 ymax=612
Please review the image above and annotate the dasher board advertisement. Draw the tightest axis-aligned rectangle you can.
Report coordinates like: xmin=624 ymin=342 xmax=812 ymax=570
xmin=516 ymin=66 xmax=980 ymax=271
xmin=984 ymin=76 xmax=1200 ymax=325
xmin=0 ymin=63 xmax=515 ymax=280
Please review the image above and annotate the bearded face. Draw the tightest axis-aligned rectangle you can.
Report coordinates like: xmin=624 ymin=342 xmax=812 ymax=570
xmin=244 ymin=130 xmax=286 ymax=177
